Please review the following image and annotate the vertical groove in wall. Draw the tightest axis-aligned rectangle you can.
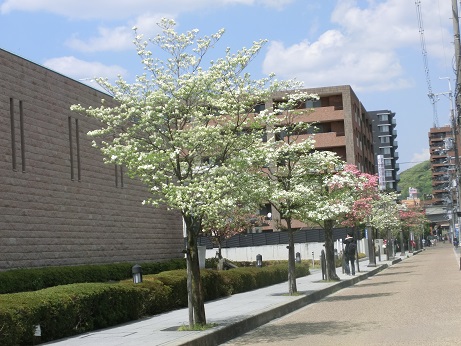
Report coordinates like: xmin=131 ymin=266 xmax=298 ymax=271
xmin=75 ymin=118 xmax=81 ymax=181
xmin=115 ymin=164 xmax=118 ymax=187
xmin=19 ymin=100 xmax=26 ymax=172
xmin=9 ymin=98 xmax=16 ymax=171
xmin=68 ymin=116 xmax=74 ymax=180
xmin=120 ymin=165 xmax=124 ymax=188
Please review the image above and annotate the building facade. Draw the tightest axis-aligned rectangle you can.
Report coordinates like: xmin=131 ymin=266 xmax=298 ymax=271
xmin=273 ymin=85 xmax=376 ymax=173
xmin=368 ymin=110 xmax=400 ymax=191
xmin=0 ymin=49 xmax=184 ymax=270
xmin=428 ymin=125 xmax=460 ymax=206
xmin=257 ymin=85 xmax=377 ymax=231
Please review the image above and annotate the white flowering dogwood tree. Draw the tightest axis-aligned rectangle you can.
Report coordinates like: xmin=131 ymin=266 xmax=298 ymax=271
xmin=260 ymin=91 xmax=321 ymax=295
xmin=369 ymin=192 xmax=402 ymax=237
xmin=71 ymin=19 xmax=286 ymax=326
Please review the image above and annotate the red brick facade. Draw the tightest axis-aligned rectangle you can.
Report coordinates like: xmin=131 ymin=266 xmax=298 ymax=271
xmin=0 ymin=49 xmax=184 ymax=270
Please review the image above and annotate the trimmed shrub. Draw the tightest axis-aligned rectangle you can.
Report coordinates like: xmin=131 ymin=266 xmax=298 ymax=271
xmin=0 ymin=260 xmax=310 ymax=345
xmin=0 ymin=259 xmax=186 ymax=294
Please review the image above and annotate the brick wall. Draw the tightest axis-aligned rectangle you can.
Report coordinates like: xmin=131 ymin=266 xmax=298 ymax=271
xmin=0 ymin=49 xmax=184 ymax=270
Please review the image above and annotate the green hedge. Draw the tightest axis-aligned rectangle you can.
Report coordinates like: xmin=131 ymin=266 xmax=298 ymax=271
xmin=0 ymin=259 xmax=186 ymax=294
xmin=0 ymin=263 xmax=309 ymax=346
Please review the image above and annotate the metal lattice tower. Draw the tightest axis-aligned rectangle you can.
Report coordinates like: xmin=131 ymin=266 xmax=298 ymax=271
xmin=415 ymin=0 xmax=439 ymax=127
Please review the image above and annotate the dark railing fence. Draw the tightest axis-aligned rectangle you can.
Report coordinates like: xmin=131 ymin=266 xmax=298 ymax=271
xmin=198 ymin=227 xmax=353 ymax=249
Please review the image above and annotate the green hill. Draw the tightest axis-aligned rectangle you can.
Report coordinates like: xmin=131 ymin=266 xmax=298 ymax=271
xmin=398 ymin=160 xmax=432 ymax=200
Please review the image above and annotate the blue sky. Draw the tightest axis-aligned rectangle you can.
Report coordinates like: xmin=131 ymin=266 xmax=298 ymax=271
xmin=0 ymin=0 xmax=456 ymax=172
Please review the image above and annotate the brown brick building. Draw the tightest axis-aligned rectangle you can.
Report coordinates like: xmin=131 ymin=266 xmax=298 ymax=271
xmin=429 ymin=125 xmax=460 ymax=205
xmin=302 ymin=85 xmax=375 ymax=173
xmin=0 ymin=49 xmax=184 ymax=270
xmin=259 ymin=85 xmax=376 ymax=231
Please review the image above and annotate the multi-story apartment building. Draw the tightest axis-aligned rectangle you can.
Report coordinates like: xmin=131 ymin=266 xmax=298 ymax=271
xmin=0 ymin=49 xmax=184 ymax=270
xmin=273 ymin=85 xmax=376 ymax=173
xmin=428 ymin=125 xmax=460 ymax=206
xmin=368 ymin=110 xmax=400 ymax=191
xmin=258 ymin=85 xmax=376 ymax=231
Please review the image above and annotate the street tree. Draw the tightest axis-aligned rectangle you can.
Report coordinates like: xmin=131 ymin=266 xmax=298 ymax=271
xmin=71 ymin=19 xmax=283 ymax=326
xmin=341 ymin=164 xmax=379 ymax=229
xmin=369 ymin=192 xmax=401 ymax=237
xmin=260 ymin=91 xmax=321 ymax=294
xmin=299 ymin=159 xmax=370 ymax=281
xmin=399 ymin=203 xmax=428 ymax=248
xmin=202 ymin=201 xmax=263 ymax=262
xmin=339 ymin=165 xmax=379 ymax=266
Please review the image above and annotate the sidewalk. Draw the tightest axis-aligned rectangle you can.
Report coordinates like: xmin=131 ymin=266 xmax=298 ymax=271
xmin=44 ymin=251 xmax=415 ymax=346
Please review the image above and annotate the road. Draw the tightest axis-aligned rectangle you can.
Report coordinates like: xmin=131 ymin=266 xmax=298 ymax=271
xmin=221 ymin=243 xmax=461 ymax=346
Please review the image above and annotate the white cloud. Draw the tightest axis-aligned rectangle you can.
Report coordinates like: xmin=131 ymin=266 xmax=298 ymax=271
xmin=66 ymin=26 xmax=134 ymax=52
xmin=400 ymin=148 xmax=430 ymax=172
xmin=65 ymin=13 xmax=169 ymax=52
xmin=43 ymin=56 xmax=127 ymax=80
xmin=262 ymin=0 xmax=451 ymax=92
xmin=411 ymin=148 xmax=430 ymax=163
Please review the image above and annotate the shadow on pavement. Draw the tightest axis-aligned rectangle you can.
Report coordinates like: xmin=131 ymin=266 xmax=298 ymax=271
xmin=226 ymin=321 xmax=371 ymax=344
xmin=322 ymin=292 xmax=394 ymax=302
xmin=373 ymin=270 xmax=412 ymax=276
xmin=352 ymin=280 xmax=401 ymax=287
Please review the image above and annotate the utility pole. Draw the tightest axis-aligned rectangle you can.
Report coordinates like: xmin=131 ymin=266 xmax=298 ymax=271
xmin=452 ymin=0 xmax=461 ymax=228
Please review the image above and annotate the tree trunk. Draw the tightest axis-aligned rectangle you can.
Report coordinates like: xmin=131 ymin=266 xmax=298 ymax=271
xmin=324 ymin=219 xmax=340 ymax=281
xmin=184 ymin=214 xmax=207 ymax=326
xmin=286 ymin=218 xmax=297 ymax=295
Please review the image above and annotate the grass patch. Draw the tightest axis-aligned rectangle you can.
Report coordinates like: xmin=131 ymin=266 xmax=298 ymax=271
xmin=178 ymin=323 xmax=218 ymax=331
xmin=282 ymin=292 xmax=302 ymax=296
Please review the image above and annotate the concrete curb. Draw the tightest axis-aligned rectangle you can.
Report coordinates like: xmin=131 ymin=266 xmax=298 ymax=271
xmin=181 ymin=264 xmax=388 ymax=346
xmin=391 ymin=257 xmax=402 ymax=265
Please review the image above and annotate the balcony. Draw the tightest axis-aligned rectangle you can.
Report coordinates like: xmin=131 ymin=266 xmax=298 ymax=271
xmin=312 ymin=132 xmax=346 ymax=148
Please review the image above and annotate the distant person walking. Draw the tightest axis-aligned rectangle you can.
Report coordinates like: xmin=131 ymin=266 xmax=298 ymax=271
xmin=343 ymin=233 xmax=356 ymax=276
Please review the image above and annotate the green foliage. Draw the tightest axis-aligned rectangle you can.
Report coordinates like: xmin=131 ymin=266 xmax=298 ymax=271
xmin=0 ymin=262 xmax=309 ymax=345
xmin=0 ymin=283 xmax=150 ymax=345
xmin=0 ymin=259 xmax=186 ymax=294
xmin=154 ymin=270 xmax=189 ymax=308
xmin=399 ymin=161 xmax=431 ymax=200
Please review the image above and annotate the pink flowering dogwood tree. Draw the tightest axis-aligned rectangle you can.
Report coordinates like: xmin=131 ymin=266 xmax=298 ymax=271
xmin=298 ymin=157 xmax=372 ymax=281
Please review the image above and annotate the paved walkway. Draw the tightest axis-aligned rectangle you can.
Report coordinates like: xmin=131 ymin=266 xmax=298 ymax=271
xmin=222 ymin=242 xmax=461 ymax=346
xmin=44 ymin=251 xmax=416 ymax=346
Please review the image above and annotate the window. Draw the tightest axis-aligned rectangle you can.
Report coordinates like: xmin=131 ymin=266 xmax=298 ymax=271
xmin=305 ymin=99 xmax=321 ymax=108
xmin=254 ymin=103 xmax=265 ymax=113
xmin=381 ymin=147 xmax=391 ymax=155
xmin=379 ymin=136 xmax=391 ymax=144
xmin=385 ymin=170 xmax=393 ymax=178
xmin=384 ymin=158 xmax=392 ymax=166
xmin=379 ymin=113 xmax=389 ymax=121
xmin=379 ymin=125 xmax=390 ymax=132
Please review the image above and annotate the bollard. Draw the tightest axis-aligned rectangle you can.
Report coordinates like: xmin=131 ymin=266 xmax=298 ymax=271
xmin=320 ymin=250 xmax=326 ymax=280
xmin=378 ymin=246 xmax=381 ymax=262
xmin=132 ymin=264 xmax=142 ymax=284
xmin=312 ymin=251 xmax=315 ymax=267
xmin=256 ymin=254 xmax=262 ymax=267
xmin=295 ymin=252 xmax=301 ymax=263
